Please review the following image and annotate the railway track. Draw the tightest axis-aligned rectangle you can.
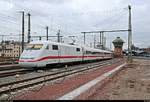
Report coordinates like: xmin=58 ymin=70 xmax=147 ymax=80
xmin=0 ymin=59 xmax=116 ymax=78
xmin=0 ymin=58 xmax=123 ymax=99
xmin=0 ymin=69 xmax=33 ymax=78
xmin=0 ymin=60 xmax=109 ymax=78
xmin=0 ymin=64 xmax=20 ymax=71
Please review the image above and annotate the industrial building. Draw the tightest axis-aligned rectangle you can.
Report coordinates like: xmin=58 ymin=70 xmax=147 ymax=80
xmin=0 ymin=41 xmax=22 ymax=59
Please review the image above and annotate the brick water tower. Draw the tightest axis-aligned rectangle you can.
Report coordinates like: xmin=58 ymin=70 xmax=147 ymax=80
xmin=112 ymin=37 xmax=124 ymax=57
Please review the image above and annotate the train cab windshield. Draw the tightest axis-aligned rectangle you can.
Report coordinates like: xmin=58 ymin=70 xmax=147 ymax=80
xmin=25 ymin=44 xmax=43 ymax=50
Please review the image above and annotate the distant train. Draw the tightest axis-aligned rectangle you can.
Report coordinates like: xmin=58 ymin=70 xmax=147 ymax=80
xmin=18 ymin=41 xmax=113 ymax=68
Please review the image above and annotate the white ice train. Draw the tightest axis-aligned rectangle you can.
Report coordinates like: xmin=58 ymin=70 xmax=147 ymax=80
xmin=18 ymin=41 xmax=113 ymax=68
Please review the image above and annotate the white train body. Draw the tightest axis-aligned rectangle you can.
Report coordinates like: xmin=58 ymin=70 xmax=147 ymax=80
xmin=19 ymin=41 xmax=113 ymax=68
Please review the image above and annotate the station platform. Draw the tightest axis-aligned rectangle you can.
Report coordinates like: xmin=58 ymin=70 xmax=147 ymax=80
xmin=85 ymin=59 xmax=150 ymax=100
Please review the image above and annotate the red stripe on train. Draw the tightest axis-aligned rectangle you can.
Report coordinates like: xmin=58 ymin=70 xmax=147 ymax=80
xmin=18 ymin=56 xmax=104 ymax=62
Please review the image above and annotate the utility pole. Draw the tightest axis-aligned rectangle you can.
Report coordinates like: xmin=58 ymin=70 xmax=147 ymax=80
xmin=46 ymin=26 xmax=49 ymax=41
xmin=57 ymin=29 xmax=60 ymax=42
xmin=39 ymin=36 xmax=42 ymax=40
xmin=21 ymin=11 xmax=25 ymax=52
xmin=90 ymin=43 xmax=92 ymax=47
xmin=110 ymin=42 xmax=112 ymax=50
xmin=104 ymin=36 xmax=106 ymax=50
xmin=27 ymin=13 xmax=31 ymax=43
xmin=83 ymin=32 xmax=86 ymax=45
xmin=94 ymin=34 xmax=96 ymax=48
xmin=128 ymin=5 xmax=132 ymax=63
xmin=102 ymin=32 xmax=104 ymax=49
xmin=1 ymin=35 xmax=4 ymax=42
xmin=100 ymin=32 xmax=102 ymax=45
xmin=1 ymin=35 xmax=4 ymax=58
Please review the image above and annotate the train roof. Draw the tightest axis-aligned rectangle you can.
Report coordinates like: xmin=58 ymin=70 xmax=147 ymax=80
xmin=29 ymin=40 xmax=82 ymax=48
xmin=83 ymin=46 xmax=112 ymax=53
xmin=29 ymin=40 xmax=112 ymax=53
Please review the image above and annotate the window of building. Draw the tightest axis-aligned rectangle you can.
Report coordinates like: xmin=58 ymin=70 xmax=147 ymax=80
xmin=52 ymin=45 xmax=58 ymax=50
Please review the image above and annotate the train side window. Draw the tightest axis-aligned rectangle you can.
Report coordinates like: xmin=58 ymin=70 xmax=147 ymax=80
xmin=86 ymin=51 xmax=91 ymax=54
xmin=76 ymin=48 xmax=80 ymax=52
xmin=52 ymin=45 xmax=58 ymax=50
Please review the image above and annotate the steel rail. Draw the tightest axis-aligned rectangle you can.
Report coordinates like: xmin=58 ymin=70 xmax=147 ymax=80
xmin=0 ymin=59 xmax=123 ymax=96
xmin=0 ymin=59 xmax=117 ymax=88
xmin=0 ymin=65 xmax=20 ymax=71
xmin=0 ymin=69 xmax=33 ymax=78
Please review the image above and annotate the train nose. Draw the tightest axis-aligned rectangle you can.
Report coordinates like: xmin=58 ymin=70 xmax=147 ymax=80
xmin=18 ymin=57 xmax=37 ymax=68
xmin=19 ymin=53 xmax=40 ymax=68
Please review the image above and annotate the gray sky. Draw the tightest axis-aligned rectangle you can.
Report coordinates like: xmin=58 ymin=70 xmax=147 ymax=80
xmin=0 ymin=0 xmax=149 ymax=49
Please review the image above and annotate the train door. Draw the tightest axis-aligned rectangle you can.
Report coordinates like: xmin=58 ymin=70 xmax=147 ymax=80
xmin=60 ymin=45 xmax=70 ymax=63
xmin=51 ymin=44 xmax=60 ymax=64
xmin=60 ymin=45 xmax=79 ymax=63
xmin=82 ymin=47 xmax=85 ymax=61
xmin=58 ymin=45 xmax=61 ymax=63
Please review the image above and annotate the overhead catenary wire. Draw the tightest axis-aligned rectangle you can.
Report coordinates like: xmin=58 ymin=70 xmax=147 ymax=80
xmin=98 ymin=10 xmax=128 ymax=30
xmin=0 ymin=4 xmax=129 ymax=48
xmin=0 ymin=12 xmax=20 ymax=25
xmin=0 ymin=12 xmax=19 ymax=21
xmin=90 ymin=9 xmax=128 ymax=30
xmin=11 ymin=0 xmax=128 ymax=28
xmin=0 ymin=25 xmax=20 ymax=32
xmin=0 ymin=12 xmax=21 ymax=37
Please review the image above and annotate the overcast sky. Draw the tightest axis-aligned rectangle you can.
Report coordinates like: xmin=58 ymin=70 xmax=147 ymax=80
xmin=0 ymin=0 xmax=149 ymax=49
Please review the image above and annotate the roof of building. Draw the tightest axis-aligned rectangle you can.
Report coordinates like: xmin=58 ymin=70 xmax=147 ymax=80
xmin=112 ymin=37 xmax=125 ymax=43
